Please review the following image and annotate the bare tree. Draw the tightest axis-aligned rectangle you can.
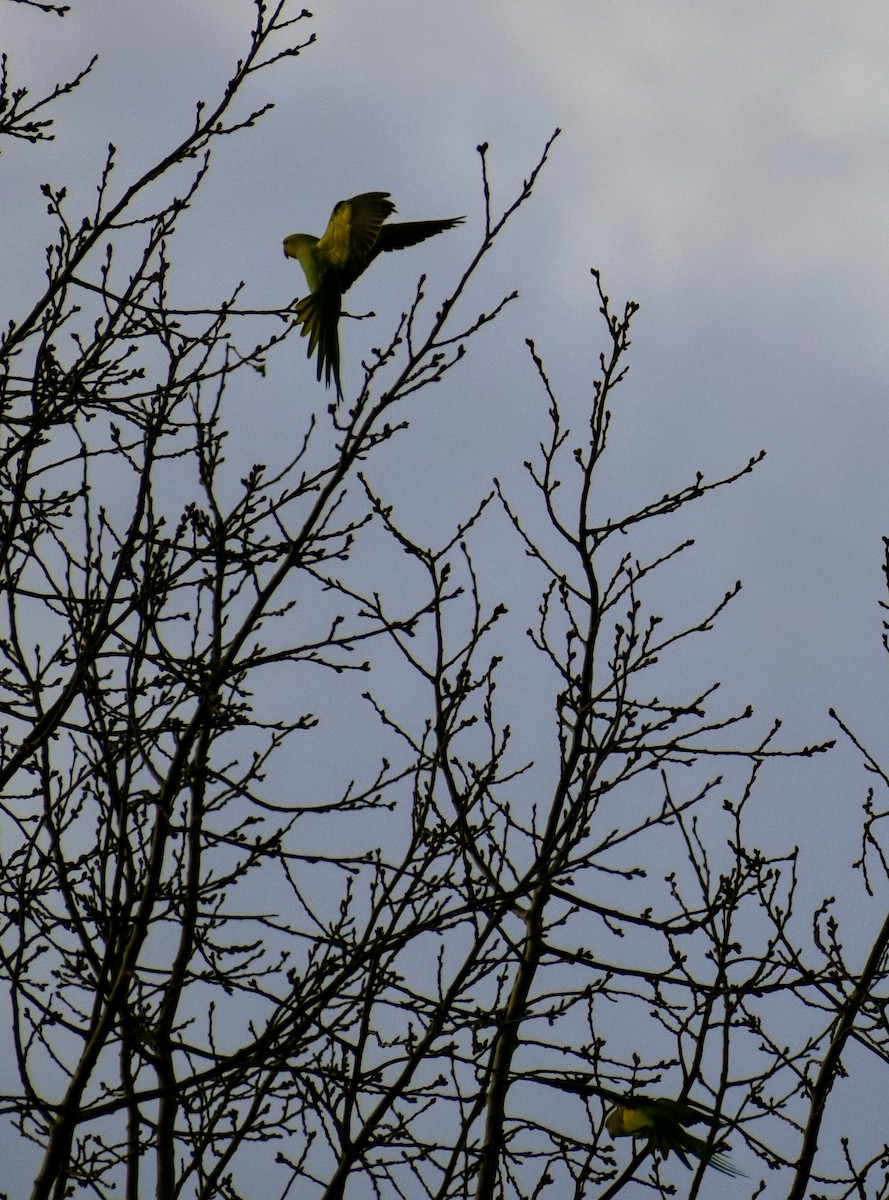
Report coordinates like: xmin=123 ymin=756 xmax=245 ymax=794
xmin=3 ymin=5 xmax=889 ymax=1200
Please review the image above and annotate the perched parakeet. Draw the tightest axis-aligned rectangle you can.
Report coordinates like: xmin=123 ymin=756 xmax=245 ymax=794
xmin=605 ymin=1098 xmax=744 ymax=1177
xmin=283 ymin=192 xmax=464 ymax=396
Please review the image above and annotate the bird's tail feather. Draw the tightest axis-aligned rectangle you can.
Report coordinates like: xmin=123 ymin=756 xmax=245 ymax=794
xmin=665 ymin=1128 xmax=745 ymax=1177
xmin=295 ymin=288 xmax=342 ymax=397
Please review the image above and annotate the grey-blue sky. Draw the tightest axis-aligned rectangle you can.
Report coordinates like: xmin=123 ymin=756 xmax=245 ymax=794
xmin=5 ymin=0 xmax=887 ymax=936
xmin=4 ymin=0 xmax=889 ymax=1187
xmin=6 ymin=0 xmax=888 ymax=990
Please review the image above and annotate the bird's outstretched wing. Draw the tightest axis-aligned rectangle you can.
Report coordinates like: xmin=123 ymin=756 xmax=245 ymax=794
xmin=374 ymin=216 xmax=465 ymax=256
xmin=317 ymin=192 xmax=397 ymax=291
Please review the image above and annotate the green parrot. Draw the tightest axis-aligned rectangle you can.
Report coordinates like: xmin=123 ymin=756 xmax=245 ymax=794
xmin=604 ymin=1097 xmax=744 ymax=1177
xmin=531 ymin=1075 xmax=744 ymax=1177
xmin=283 ymin=192 xmax=464 ymax=396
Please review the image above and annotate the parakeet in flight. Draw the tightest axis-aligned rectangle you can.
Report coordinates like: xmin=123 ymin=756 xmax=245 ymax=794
xmin=531 ymin=1075 xmax=744 ymax=1177
xmin=605 ymin=1097 xmax=744 ymax=1177
xmin=283 ymin=192 xmax=464 ymax=396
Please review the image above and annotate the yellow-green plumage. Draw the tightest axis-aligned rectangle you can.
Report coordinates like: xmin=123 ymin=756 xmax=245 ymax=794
xmin=283 ymin=192 xmax=464 ymax=396
xmin=531 ymin=1076 xmax=744 ymax=1178
xmin=605 ymin=1099 xmax=744 ymax=1177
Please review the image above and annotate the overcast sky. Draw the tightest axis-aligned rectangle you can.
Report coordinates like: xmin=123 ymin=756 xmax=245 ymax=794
xmin=6 ymin=0 xmax=888 ymax=731
xmin=7 ymin=0 xmax=889 ymax=1031
xmin=4 ymin=0 xmax=889 ymax=1186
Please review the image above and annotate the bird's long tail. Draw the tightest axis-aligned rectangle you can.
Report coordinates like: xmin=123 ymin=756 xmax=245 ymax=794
xmin=295 ymin=288 xmax=342 ymax=397
xmin=652 ymin=1126 xmax=744 ymax=1177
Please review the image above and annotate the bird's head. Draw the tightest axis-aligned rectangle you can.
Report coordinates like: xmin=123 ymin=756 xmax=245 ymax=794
xmin=283 ymin=233 xmax=321 ymax=289
xmin=283 ymin=233 xmax=312 ymax=259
